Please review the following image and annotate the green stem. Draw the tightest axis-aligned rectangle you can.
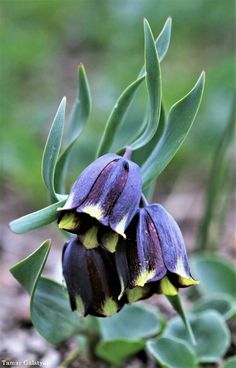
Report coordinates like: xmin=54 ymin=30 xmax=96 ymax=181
xmin=58 ymin=348 xmax=81 ymax=368
xmin=167 ymin=294 xmax=196 ymax=346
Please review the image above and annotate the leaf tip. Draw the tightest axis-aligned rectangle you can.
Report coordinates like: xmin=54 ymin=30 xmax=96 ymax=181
xmin=143 ymin=18 xmax=151 ymax=30
xmin=61 ymin=96 xmax=67 ymax=106
xmin=9 ymin=220 xmax=18 ymax=233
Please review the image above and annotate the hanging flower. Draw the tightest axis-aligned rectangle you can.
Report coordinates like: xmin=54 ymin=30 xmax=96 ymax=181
xmin=116 ymin=203 xmax=199 ymax=297
xmin=62 ymin=235 xmax=126 ymax=317
xmin=58 ymin=152 xmax=142 ymax=252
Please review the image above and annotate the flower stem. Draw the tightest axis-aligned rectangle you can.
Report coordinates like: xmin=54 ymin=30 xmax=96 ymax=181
xmin=122 ymin=146 xmax=132 ymax=160
xmin=58 ymin=347 xmax=81 ymax=368
xmin=141 ymin=193 xmax=149 ymax=207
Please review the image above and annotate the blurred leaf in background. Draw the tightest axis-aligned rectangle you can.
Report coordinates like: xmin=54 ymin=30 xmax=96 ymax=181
xmin=1 ymin=0 xmax=234 ymax=207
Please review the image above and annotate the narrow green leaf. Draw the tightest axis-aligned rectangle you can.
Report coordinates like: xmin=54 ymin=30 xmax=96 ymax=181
xmin=55 ymin=65 xmax=91 ymax=193
xmin=96 ymin=77 xmax=143 ymax=157
xmin=41 ymin=97 xmax=66 ymax=200
xmin=166 ymin=294 xmax=196 ymax=346
xmin=165 ymin=311 xmax=230 ymax=363
xmin=139 ymin=16 xmax=172 ymax=77
xmin=9 ymin=198 xmax=66 ymax=234
xmin=10 ymin=241 xmax=85 ymax=344
xmin=132 ymin=104 xmax=166 ymax=166
xmin=96 ymin=339 xmax=145 ymax=365
xmin=147 ymin=337 xmax=198 ymax=368
xmin=142 ymin=72 xmax=205 ymax=188
xmin=66 ymin=63 xmax=91 ymax=144
xmin=131 ymin=19 xmax=161 ymax=151
xmin=96 ymin=18 xmax=171 ymax=157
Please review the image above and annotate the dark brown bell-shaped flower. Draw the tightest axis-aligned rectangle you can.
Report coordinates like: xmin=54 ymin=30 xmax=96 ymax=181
xmin=62 ymin=236 xmax=126 ymax=317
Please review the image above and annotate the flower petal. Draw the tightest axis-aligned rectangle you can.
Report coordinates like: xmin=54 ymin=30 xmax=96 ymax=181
xmin=60 ymin=153 xmax=119 ymax=211
xmin=126 ymin=208 xmax=166 ymax=288
xmin=109 ymin=160 xmax=142 ymax=236
xmin=146 ymin=204 xmax=191 ymax=279
xmin=78 ymin=159 xmax=129 ymax=227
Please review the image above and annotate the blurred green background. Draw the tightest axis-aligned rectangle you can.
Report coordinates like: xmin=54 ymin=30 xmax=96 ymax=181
xmin=1 ymin=0 xmax=234 ymax=206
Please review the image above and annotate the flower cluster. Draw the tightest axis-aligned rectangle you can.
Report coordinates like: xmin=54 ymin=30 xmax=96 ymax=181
xmin=58 ymin=152 xmax=198 ymax=317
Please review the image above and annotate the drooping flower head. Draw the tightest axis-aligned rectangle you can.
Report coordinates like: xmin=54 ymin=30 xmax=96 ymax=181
xmin=58 ymin=153 xmax=142 ymax=252
xmin=116 ymin=204 xmax=199 ymax=297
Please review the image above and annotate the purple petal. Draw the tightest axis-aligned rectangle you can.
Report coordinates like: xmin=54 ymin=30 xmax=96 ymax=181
xmin=126 ymin=208 xmax=166 ymax=287
xmin=146 ymin=204 xmax=191 ymax=279
xmin=78 ymin=159 xmax=129 ymax=227
xmin=60 ymin=153 xmax=119 ymax=210
xmin=109 ymin=160 xmax=142 ymax=237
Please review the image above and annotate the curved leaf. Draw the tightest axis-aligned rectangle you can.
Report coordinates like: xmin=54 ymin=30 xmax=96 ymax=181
xmin=9 ymin=198 xmax=66 ymax=234
xmin=10 ymin=240 xmax=51 ymax=294
xmin=130 ymin=19 xmax=162 ymax=151
xmin=139 ymin=17 xmax=172 ymax=76
xmin=10 ymin=241 xmax=84 ymax=344
xmin=96 ymin=18 xmax=171 ymax=157
xmin=55 ymin=64 xmax=91 ymax=193
xmin=96 ymin=77 xmax=144 ymax=157
xmin=41 ymin=97 xmax=66 ymax=200
xmin=147 ymin=337 xmax=198 ymax=368
xmin=142 ymin=72 xmax=205 ymax=188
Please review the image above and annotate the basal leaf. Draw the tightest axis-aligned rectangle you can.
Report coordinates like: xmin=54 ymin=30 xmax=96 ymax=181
xmin=191 ymin=253 xmax=236 ymax=300
xmin=9 ymin=198 xmax=66 ymax=234
xmin=96 ymin=339 xmax=145 ymax=365
xmin=147 ymin=337 xmax=198 ymax=368
xmin=142 ymin=72 xmax=205 ymax=188
xmin=165 ymin=310 xmax=230 ymax=363
xmin=130 ymin=19 xmax=161 ymax=151
xmin=191 ymin=294 xmax=236 ymax=320
xmin=55 ymin=64 xmax=91 ymax=193
xmin=41 ymin=97 xmax=66 ymax=200
xmin=10 ymin=241 xmax=84 ymax=344
xmin=99 ymin=304 xmax=163 ymax=341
